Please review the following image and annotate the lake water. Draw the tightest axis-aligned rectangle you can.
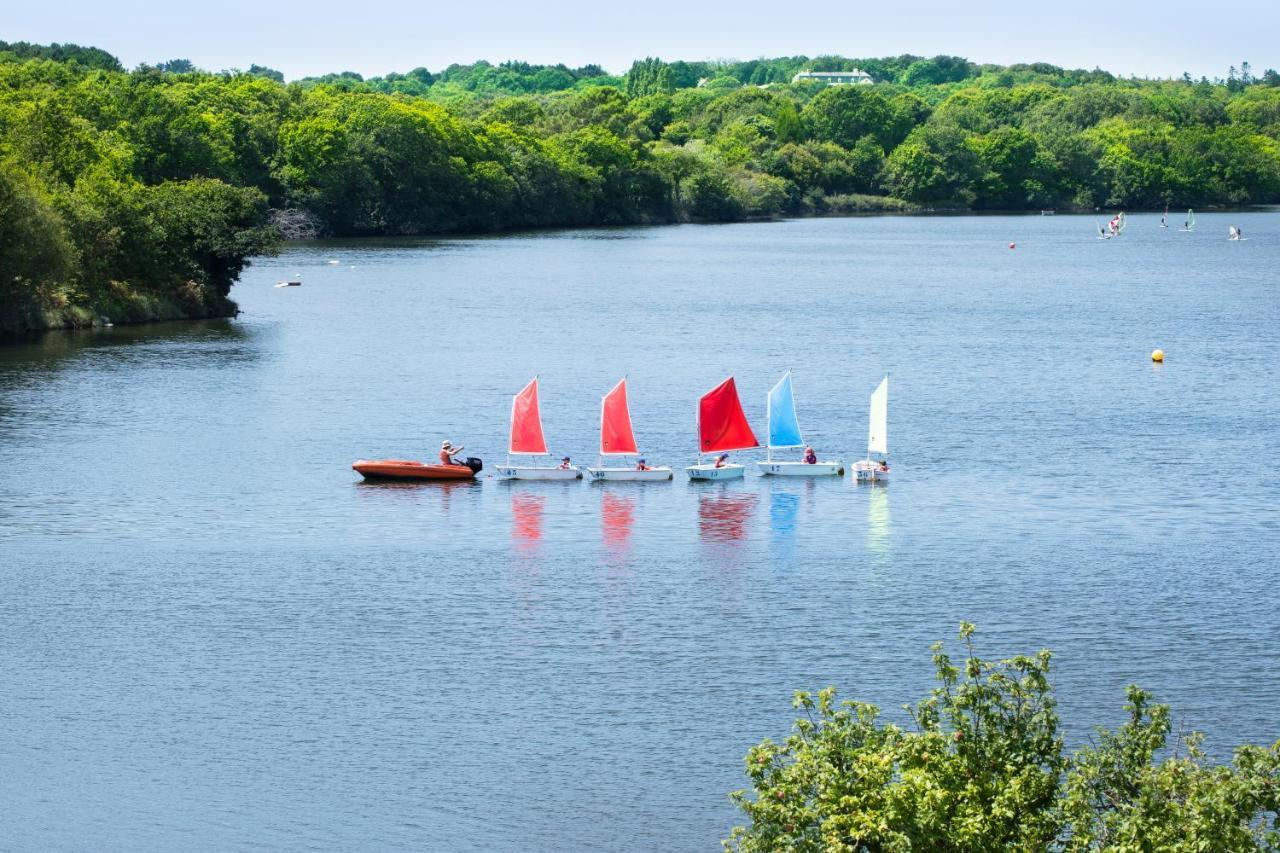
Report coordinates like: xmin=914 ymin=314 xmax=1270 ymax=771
xmin=3 ymin=212 xmax=1279 ymax=851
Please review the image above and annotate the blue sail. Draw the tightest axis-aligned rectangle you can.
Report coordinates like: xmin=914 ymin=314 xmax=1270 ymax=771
xmin=767 ymin=372 xmax=804 ymax=448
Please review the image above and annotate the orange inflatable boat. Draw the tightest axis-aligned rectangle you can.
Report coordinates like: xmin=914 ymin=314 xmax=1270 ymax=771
xmin=352 ymin=459 xmax=479 ymax=481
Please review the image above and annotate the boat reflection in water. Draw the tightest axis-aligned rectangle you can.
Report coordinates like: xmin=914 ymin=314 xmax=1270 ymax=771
xmin=354 ymin=478 xmax=478 ymax=527
xmin=697 ymin=487 xmax=759 ymax=543
xmin=769 ymin=489 xmax=800 ymax=565
xmin=600 ymin=491 xmax=636 ymax=558
xmin=866 ymin=487 xmax=891 ymax=558
xmin=510 ymin=492 xmax=546 ymax=554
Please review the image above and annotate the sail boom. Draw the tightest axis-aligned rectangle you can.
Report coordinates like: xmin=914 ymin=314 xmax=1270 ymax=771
xmin=713 ymin=442 xmax=761 ymax=453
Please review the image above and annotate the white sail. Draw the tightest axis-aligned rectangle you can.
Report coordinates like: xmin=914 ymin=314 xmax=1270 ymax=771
xmin=867 ymin=377 xmax=888 ymax=455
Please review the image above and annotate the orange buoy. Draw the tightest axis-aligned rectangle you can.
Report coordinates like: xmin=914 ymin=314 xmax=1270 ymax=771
xmin=1151 ymin=349 xmax=1164 ymax=363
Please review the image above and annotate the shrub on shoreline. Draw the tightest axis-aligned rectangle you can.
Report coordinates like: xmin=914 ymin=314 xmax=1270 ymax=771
xmin=726 ymin=624 xmax=1280 ymax=851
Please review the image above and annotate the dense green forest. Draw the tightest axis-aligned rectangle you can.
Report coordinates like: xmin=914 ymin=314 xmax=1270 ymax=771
xmin=3 ymin=40 xmax=1280 ymax=331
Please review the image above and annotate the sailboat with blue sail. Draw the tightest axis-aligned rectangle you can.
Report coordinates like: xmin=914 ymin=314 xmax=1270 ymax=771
xmin=756 ymin=371 xmax=844 ymax=476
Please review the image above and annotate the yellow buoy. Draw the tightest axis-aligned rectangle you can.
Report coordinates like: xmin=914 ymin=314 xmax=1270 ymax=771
xmin=1151 ymin=349 xmax=1164 ymax=362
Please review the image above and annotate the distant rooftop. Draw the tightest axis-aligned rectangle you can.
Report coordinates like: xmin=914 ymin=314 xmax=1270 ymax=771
xmin=792 ymin=69 xmax=873 ymax=85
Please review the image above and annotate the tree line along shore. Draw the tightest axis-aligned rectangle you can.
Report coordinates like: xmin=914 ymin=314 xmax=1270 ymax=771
xmin=3 ymin=42 xmax=1280 ymax=333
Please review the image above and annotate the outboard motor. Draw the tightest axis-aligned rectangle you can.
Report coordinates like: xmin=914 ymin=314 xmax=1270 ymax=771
xmin=465 ymin=457 xmax=483 ymax=474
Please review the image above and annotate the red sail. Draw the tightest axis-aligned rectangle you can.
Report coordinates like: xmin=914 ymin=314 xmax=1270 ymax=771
xmin=509 ymin=378 xmax=548 ymax=455
xmin=600 ymin=379 xmax=638 ymax=455
xmin=698 ymin=377 xmax=759 ymax=453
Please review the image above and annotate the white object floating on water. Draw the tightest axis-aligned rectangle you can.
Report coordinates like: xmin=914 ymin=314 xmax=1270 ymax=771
xmin=853 ymin=377 xmax=890 ymax=483
xmin=327 ymin=259 xmax=340 ymax=265
xmin=496 ymin=378 xmax=583 ymax=480
xmin=687 ymin=377 xmax=757 ymax=480
xmin=756 ymin=371 xmax=843 ymax=477
xmin=585 ymin=378 xmax=674 ymax=481
xmin=275 ymin=280 xmax=302 ymax=288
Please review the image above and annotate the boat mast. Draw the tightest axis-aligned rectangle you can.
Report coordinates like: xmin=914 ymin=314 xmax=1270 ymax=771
xmin=695 ymin=398 xmax=701 ymax=466
xmin=765 ymin=384 xmax=772 ymax=462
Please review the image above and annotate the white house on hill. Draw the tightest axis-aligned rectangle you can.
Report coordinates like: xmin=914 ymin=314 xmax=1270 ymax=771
xmin=792 ymin=70 xmax=873 ymax=85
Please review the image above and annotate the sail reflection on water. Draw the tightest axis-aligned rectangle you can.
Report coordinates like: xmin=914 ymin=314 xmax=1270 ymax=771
xmin=697 ymin=488 xmax=759 ymax=543
xmin=510 ymin=492 xmax=546 ymax=554
xmin=866 ymin=487 xmax=891 ymax=557
xmin=601 ymin=491 xmax=636 ymax=557
xmin=769 ymin=489 xmax=800 ymax=564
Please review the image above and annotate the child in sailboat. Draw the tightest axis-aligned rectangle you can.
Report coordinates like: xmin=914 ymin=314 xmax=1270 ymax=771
xmin=803 ymin=446 xmax=817 ymax=464
xmin=713 ymin=452 xmax=731 ymax=469
xmin=879 ymin=460 xmax=889 ymax=473
xmin=636 ymin=458 xmax=652 ymax=471
xmin=559 ymin=456 xmax=572 ymax=469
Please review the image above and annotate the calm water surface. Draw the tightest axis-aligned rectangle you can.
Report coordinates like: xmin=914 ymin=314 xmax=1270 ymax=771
xmin=3 ymin=213 xmax=1279 ymax=850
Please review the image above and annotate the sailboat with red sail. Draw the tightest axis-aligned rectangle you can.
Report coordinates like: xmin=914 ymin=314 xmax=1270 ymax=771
xmin=585 ymin=379 xmax=673 ymax=481
xmin=495 ymin=377 xmax=582 ymax=480
xmin=686 ymin=376 xmax=759 ymax=480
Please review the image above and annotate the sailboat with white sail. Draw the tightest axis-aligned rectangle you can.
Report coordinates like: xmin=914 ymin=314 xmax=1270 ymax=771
xmin=686 ymin=377 xmax=759 ymax=480
xmin=494 ymin=378 xmax=582 ymax=480
xmin=585 ymin=379 xmax=673 ymax=481
xmin=1161 ymin=205 xmax=1169 ymax=228
xmin=756 ymin=371 xmax=843 ymax=476
xmin=1181 ymin=209 xmax=1195 ymax=232
xmin=852 ymin=377 xmax=890 ymax=483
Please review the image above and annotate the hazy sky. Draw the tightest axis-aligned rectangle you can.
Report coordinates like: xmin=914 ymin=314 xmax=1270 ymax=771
xmin=6 ymin=0 xmax=1276 ymax=81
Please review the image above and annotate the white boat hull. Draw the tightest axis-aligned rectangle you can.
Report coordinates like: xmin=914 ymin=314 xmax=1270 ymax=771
xmin=495 ymin=466 xmax=582 ymax=480
xmin=853 ymin=461 xmax=891 ymax=483
xmin=757 ymin=460 xmax=843 ymax=476
xmin=585 ymin=467 xmax=673 ymax=481
xmin=686 ymin=463 xmax=746 ymax=480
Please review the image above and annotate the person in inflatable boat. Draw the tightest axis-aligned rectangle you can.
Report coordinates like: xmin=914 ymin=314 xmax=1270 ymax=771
xmin=440 ymin=441 xmax=465 ymax=465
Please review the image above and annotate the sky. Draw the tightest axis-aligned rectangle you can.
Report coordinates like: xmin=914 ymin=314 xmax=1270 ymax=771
xmin=6 ymin=0 xmax=1277 ymax=81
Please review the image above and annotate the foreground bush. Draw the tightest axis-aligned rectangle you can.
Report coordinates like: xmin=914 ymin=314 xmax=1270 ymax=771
xmin=727 ymin=624 xmax=1280 ymax=851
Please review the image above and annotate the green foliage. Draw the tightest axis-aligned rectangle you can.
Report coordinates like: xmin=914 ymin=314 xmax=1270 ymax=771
xmin=4 ymin=41 xmax=1280 ymax=330
xmin=0 ymin=159 xmax=75 ymax=319
xmin=156 ymin=58 xmax=196 ymax=74
xmin=247 ymin=65 xmax=285 ymax=83
xmin=726 ymin=626 xmax=1280 ymax=852
xmin=0 ymin=40 xmax=121 ymax=71
xmin=1063 ymin=687 xmax=1280 ymax=850
xmin=625 ymin=57 xmax=675 ymax=98
xmin=802 ymin=87 xmax=907 ymax=151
